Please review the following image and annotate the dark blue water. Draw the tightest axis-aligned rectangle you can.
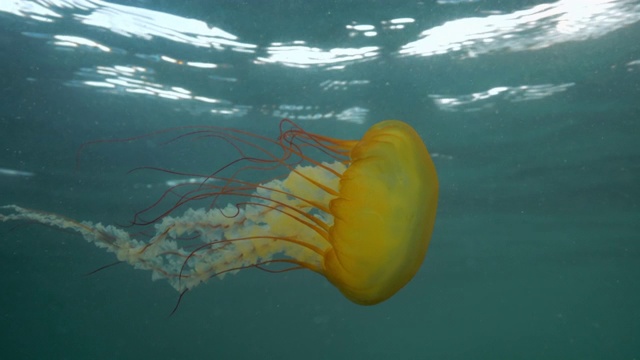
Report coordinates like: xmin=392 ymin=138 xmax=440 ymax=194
xmin=1 ymin=1 xmax=639 ymax=359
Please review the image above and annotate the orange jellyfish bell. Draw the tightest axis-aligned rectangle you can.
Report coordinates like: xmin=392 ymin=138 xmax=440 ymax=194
xmin=0 ymin=119 xmax=438 ymax=306
xmin=324 ymin=120 xmax=438 ymax=304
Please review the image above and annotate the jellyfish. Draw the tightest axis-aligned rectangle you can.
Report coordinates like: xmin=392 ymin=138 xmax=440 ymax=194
xmin=0 ymin=119 xmax=438 ymax=305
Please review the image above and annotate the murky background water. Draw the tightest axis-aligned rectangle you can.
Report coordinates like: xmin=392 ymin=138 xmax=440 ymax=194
xmin=1 ymin=1 xmax=639 ymax=358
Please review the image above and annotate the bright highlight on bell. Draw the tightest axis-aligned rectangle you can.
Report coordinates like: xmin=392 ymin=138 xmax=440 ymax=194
xmin=0 ymin=119 xmax=438 ymax=305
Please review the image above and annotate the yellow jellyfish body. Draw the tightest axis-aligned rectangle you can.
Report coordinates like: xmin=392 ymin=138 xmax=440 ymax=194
xmin=325 ymin=120 xmax=438 ymax=304
xmin=0 ymin=119 xmax=438 ymax=305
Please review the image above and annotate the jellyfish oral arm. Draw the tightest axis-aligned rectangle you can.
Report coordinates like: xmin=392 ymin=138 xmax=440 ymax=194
xmin=0 ymin=161 xmax=346 ymax=293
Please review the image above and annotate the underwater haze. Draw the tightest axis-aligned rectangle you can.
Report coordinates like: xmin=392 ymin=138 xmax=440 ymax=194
xmin=1 ymin=0 xmax=639 ymax=359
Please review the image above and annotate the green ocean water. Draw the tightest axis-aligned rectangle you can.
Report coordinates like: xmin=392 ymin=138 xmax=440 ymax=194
xmin=1 ymin=1 xmax=639 ymax=359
